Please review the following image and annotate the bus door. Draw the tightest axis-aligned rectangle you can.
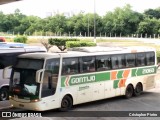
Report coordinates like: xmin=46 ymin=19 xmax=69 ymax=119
xmin=41 ymin=58 xmax=60 ymax=99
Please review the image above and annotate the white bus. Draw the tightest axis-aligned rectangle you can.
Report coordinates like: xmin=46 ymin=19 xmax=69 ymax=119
xmin=8 ymin=46 xmax=157 ymax=111
xmin=0 ymin=43 xmax=46 ymax=101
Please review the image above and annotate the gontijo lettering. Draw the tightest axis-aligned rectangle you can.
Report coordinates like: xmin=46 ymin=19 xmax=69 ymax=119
xmin=71 ymin=75 xmax=96 ymax=84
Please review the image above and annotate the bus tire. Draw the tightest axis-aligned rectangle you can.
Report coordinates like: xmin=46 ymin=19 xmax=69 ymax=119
xmin=0 ymin=87 xmax=9 ymax=101
xmin=59 ymin=95 xmax=73 ymax=111
xmin=125 ymin=84 xmax=134 ymax=99
xmin=134 ymin=83 xmax=143 ymax=96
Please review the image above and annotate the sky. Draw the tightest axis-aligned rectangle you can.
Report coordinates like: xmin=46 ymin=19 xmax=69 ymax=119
xmin=0 ymin=0 xmax=160 ymax=18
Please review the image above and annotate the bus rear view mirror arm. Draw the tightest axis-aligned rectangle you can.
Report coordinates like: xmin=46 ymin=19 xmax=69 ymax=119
xmin=157 ymin=63 xmax=160 ymax=69
xmin=3 ymin=66 xmax=12 ymax=79
xmin=36 ymin=69 xmax=44 ymax=83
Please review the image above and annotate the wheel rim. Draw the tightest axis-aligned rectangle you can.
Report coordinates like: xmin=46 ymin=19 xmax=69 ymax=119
xmin=0 ymin=91 xmax=7 ymax=100
xmin=62 ymin=99 xmax=69 ymax=108
xmin=126 ymin=86 xmax=133 ymax=97
xmin=136 ymin=84 xmax=142 ymax=93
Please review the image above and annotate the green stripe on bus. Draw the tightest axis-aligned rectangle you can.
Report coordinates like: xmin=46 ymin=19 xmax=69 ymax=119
xmin=117 ymin=71 xmax=123 ymax=79
xmin=113 ymin=80 xmax=119 ymax=89
xmin=131 ymin=66 xmax=156 ymax=77
xmin=61 ymin=66 xmax=157 ymax=87
xmin=131 ymin=69 xmax=137 ymax=77
xmin=95 ymin=72 xmax=110 ymax=82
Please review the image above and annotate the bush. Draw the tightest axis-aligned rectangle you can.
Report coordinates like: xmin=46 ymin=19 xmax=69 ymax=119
xmin=14 ymin=36 xmax=28 ymax=43
xmin=157 ymin=51 xmax=160 ymax=63
xmin=48 ymin=38 xmax=80 ymax=51
xmin=66 ymin=41 xmax=96 ymax=48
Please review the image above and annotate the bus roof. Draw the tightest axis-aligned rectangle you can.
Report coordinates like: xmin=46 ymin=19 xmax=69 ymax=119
xmin=69 ymin=46 xmax=155 ymax=53
xmin=18 ymin=46 xmax=156 ymax=60
xmin=0 ymin=42 xmax=26 ymax=48
xmin=0 ymin=45 xmax=46 ymax=53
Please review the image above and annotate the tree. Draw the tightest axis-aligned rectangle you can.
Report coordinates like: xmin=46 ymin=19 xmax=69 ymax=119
xmin=137 ymin=17 xmax=160 ymax=37
xmin=48 ymin=38 xmax=79 ymax=51
xmin=24 ymin=16 xmax=42 ymax=35
xmin=0 ymin=11 xmax=5 ymax=31
xmin=41 ymin=39 xmax=52 ymax=52
xmin=103 ymin=4 xmax=143 ymax=36
xmin=144 ymin=8 xmax=160 ymax=19
xmin=47 ymin=14 xmax=67 ymax=35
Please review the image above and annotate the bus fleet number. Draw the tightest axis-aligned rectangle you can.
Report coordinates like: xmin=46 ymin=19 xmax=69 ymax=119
xmin=142 ymin=68 xmax=155 ymax=74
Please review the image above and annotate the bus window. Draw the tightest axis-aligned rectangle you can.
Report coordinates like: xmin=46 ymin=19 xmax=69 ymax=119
xmin=0 ymin=55 xmax=5 ymax=69
xmin=136 ymin=53 xmax=146 ymax=66
xmin=125 ymin=54 xmax=136 ymax=67
xmin=0 ymin=53 xmax=18 ymax=69
xmin=42 ymin=58 xmax=60 ymax=97
xmin=45 ymin=59 xmax=60 ymax=75
xmin=111 ymin=56 xmax=119 ymax=69
xmin=146 ymin=52 xmax=155 ymax=66
xmin=62 ymin=58 xmax=79 ymax=75
xmin=111 ymin=55 xmax=125 ymax=69
xmin=96 ymin=56 xmax=111 ymax=71
xmin=117 ymin=55 xmax=125 ymax=68
xmin=80 ymin=56 xmax=95 ymax=73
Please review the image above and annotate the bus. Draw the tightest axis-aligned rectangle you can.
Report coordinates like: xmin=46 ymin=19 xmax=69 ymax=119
xmin=0 ymin=43 xmax=46 ymax=101
xmin=7 ymin=46 xmax=157 ymax=111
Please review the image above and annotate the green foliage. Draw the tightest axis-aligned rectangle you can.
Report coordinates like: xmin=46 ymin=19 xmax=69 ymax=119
xmin=66 ymin=41 xmax=96 ymax=48
xmin=1 ymin=6 xmax=160 ymax=37
xmin=144 ymin=8 xmax=160 ymax=19
xmin=103 ymin=4 xmax=143 ymax=36
xmin=137 ymin=18 xmax=160 ymax=36
xmin=14 ymin=36 xmax=28 ymax=43
xmin=48 ymin=38 xmax=80 ymax=51
xmin=157 ymin=51 xmax=160 ymax=63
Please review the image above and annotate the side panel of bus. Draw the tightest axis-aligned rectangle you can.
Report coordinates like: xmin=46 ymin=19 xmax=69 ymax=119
xmin=61 ymin=65 xmax=157 ymax=105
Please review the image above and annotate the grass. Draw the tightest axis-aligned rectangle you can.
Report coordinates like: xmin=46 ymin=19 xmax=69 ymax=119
xmin=96 ymin=39 xmax=138 ymax=43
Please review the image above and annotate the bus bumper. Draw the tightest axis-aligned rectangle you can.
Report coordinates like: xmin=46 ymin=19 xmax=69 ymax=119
xmin=9 ymin=99 xmax=58 ymax=111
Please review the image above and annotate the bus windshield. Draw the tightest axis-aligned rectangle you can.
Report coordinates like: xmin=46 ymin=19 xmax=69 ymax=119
xmin=10 ymin=59 xmax=44 ymax=100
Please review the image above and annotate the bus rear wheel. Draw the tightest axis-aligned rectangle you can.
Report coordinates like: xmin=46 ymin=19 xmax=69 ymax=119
xmin=134 ymin=83 xmax=143 ymax=96
xmin=0 ymin=87 xmax=9 ymax=101
xmin=125 ymin=84 xmax=134 ymax=99
xmin=59 ymin=95 xmax=73 ymax=111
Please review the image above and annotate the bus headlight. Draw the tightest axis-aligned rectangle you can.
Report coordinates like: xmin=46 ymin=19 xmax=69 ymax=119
xmin=30 ymin=99 xmax=40 ymax=102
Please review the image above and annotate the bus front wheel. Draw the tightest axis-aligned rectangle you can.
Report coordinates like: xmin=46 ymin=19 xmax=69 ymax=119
xmin=0 ymin=87 xmax=9 ymax=101
xmin=125 ymin=84 xmax=134 ymax=99
xmin=59 ymin=95 xmax=73 ymax=111
xmin=134 ymin=83 xmax=143 ymax=96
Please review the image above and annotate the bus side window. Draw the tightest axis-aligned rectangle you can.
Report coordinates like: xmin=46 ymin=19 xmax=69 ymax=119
xmin=117 ymin=55 xmax=125 ymax=68
xmin=136 ymin=53 xmax=146 ymax=66
xmin=80 ymin=56 xmax=95 ymax=73
xmin=62 ymin=58 xmax=79 ymax=75
xmin=96 ymin=55 xmax=111 ymax=71
xmin=111 ymin=56 xmax=119 ymax=69
xmin=0 ymin=55 xmax=5 ymax=69
xmin=0 ymin=53 xmax=17 ymax=69
xmin=125 ymin=54 xmax=136 ymax=67
xmin=146 ymin=52 xmax=155 ymax=66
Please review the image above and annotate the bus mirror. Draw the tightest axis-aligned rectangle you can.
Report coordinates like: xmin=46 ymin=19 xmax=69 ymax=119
xmin=3 ymin=66 xmax=12 ymax=79
xmin=36 ymin=69 xmax=44 ymax=83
